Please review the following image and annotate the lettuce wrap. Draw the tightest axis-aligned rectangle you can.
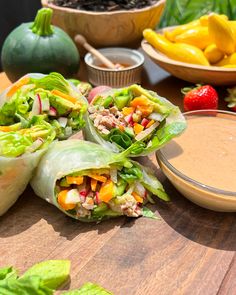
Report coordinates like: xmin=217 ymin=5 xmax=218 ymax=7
xmin=83 ymin=84 xmax=186 ymax=156
xmin=0 ymin=118 xmax=56 ymax=215
xmin=31 ymin=140 xmax=168 ymax=222
xmin=0 ymin=72 xmax=87 ymax=139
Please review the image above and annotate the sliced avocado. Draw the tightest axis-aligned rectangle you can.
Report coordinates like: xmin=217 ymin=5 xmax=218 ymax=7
xmin=92 ymin=95 xmax=103 ymax=106
xmin=50 ymin=95 xmax=74 ymax=116
xmin=114 ymin=179 xmax=127 ymax=196
xmin=60 ymin=178 xmax=70 ymax=187
xmin=102 ymin=96 xmax=113 ymax=108
xmin=113 ymin=89 xmax=133 ymax=110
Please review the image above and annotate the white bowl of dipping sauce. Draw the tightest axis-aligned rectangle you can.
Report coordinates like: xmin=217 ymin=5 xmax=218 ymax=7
xmin=84 ymin=48 xmax=144 ymax=87
xmin=156 ymin=110 xmax=236 ymax=212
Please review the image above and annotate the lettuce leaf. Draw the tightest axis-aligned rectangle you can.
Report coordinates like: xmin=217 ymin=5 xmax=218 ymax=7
xmin=22 ymin=260 xmax=70 ymax=290
xmin=62 ymin=282 xmax=113 ymax=295
xmin=142 ymin=207 xmax=159 ymax=219
xmin=0 ymin=276 xmax=53 ymax=295
xmin=31 ymin=72 xmax=70 ymax=94
xmin=0 ymin=267 xmax=17 ymax=281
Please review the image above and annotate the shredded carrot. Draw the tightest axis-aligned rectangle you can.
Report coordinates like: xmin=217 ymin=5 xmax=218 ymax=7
xmin=57 ymin=190 xmax=76 ymax=210
xmin=66 ymin=176 xmax=84 ymax=185
xmin=132 ymin=192 xmax=143 ymax=203
xmin=122 ymin=107 xmax=134 ymax=116
xmin=87 ymin=174 xmax=107 ymax=183
xmin=7 ymin=77 xmax=30 ymax=97
xmin=146 ymin=119 xmax=155 ymax=128
xmin=0 ymin=126 xmax=12 ymax=132
xmin=99 ymin=179 xmax=114 ymax=203
xmin=51 ymin=89 xmax=77 ymax=104
xmin=130 ymin=95 xmax=150 ymax=107
xmin=133 ymin=123 xmax=144 ymax=135
xmin=91 ymin=178 xmax=97 ymax=191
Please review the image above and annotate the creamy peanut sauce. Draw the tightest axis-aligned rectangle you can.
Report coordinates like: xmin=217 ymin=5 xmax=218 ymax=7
xmin=161 ymin=115 xmax=236 ymax=191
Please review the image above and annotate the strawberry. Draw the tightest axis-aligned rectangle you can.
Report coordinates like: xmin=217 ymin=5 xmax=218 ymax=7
xmin=225 ymin=87 xmax=236 ymax=112
xmin=182 ymin=85 xmax=218 ymax=111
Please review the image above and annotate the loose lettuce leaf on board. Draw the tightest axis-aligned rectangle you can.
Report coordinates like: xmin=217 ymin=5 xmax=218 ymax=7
xmin=62 ymin=282 xmax=113 ymax=295
xmin=22 ymin=260 xmax=70 ymax=290
xmin=0 ymin=276 xmax=53 ymax=295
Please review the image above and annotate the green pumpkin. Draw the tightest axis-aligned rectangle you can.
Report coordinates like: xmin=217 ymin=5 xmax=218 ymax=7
xmin=1 ymin=8 xmax=80 ymax=82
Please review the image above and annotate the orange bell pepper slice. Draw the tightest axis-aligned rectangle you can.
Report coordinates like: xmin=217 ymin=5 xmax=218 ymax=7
xmin=66 ymin=176 xmax=84 ymax=185
xmin=51 ymin=89 xmax=77 ymax=104
xmin=7 ymin=77 xmax=30 ymax=97
xmin=87 ymin=174 xmax=107 ymax=183
xmin=132 ymin=192 xmax=143 ymax=203
xmin=57 ymin=190 xmax=76 ymax=210
xmin=91 ymin=178 xmax=98 ymax=191
xmin=130 ymin=95 xmax=150 ymax=107
xmin=136 ymin=105 xmax=154 ymax=116
xmin=122 ymin=107 xmax=134 ymax=116
xmin=118 ymin=125 xmax=125 ymax=132
xmin=133 ymin=123 xmax=144 ymax=135
xmin=99 ymin=179 xmax=114 ymax=203
xmin=146 ymin=119 xmax=155 ymax=128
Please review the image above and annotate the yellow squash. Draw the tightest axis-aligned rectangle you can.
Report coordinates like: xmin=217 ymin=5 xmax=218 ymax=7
xmin=204 ymin=44 xmax=225 ymax=64
xmin=208 ymin=14 xmax=235 ymax=55
xmin=215 ymin=52 xmax=236 ymax=66
xmin=199 ymin=14 xmax=228 ymax=26
xmin=143 ymin=29 xmax=210 ymax=66
xmin=175 ymin=26 xmax=211 ymax=50
xmin=164 ymin=20 xmax=200 ymax=42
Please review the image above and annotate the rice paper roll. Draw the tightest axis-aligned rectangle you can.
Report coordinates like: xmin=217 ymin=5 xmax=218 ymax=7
xmin=0 ymin=72 xmax=87 ymax=139
xmin=0 ymin=119 xmax=56 ymax=215
xmin=31 ymin=140 xmax=169 ymax=222
xmin=83 ymin=84 xmax=186 ymax=156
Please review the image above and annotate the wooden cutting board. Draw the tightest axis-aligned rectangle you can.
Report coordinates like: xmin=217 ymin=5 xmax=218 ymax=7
xmin=0 ymin=59 xmax=235 ymax=295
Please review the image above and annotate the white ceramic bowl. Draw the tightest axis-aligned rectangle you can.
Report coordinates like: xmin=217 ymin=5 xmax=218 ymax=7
xmin=84 ymin=48 xmax=144 ymax=87
xmin=156 ymin=110 xmax=236 ymax=212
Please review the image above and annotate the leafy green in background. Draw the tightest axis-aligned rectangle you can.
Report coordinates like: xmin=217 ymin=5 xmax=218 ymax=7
xmin=159 ymin=0 xmax=236 ymax=27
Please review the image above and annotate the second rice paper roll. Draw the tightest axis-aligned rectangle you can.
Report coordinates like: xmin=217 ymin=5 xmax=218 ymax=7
xmin=83 ymin=84 xmax=186 ymax=156
xmin=31 ymin=140 xmax=169 ymax=222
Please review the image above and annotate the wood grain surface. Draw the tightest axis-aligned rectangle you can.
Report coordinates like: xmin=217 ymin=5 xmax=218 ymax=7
xmin=0 ymin=55 xmax=235 ymax=295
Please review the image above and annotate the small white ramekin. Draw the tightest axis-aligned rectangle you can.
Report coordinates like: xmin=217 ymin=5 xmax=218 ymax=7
xmin=84 ymin=48 xmax=144 ymax=87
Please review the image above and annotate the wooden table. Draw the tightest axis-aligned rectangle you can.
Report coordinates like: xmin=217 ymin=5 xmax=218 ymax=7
xmin=0 ymin=57 xmax=235 ymax=295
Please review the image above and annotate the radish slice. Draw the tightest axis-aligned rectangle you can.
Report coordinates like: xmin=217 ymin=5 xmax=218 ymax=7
xmin=58 ymin=117 xmax=68 ymax=128
xmin=134 ymin=183 xmax=146 ymax=197
xmin=25 ymin=138 xmax=43 ymax=153
xmin=95 ymin=192 xmax=100 ymax=204
xmin=49 ymin=106 xmax=57 ymax=116
xmin=31 ymin=94 xmax=42 ymax=115
xmin=41 ymin=98 xmax=50 ymax=112
xmin=141 ymin=118 xmax=150 ymax=127
xmin=148 ymin=112 xmax=163 ymax=121
xmin=65 ymin=189 xmax=80 ymax=204
xmin=88 ymin=86 xmax=112 ymax=103
xmin=110 ymin=169 xmax=117 ymax=183
xmin=135 ymin=121 xmax=159 ymax=141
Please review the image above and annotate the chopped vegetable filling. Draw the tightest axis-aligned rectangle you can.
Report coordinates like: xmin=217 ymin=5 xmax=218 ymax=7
xmin=56 ymin=165 xmax=151 ymax=219
xmin=88 ymin=86 xmax=164 ymax=150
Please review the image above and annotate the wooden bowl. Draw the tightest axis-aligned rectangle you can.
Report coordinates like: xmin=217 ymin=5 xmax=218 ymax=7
xmin=42 ymin=0 xmax=165 ymax=49
xmin=141 ymin=27 xmax=236 ymax=86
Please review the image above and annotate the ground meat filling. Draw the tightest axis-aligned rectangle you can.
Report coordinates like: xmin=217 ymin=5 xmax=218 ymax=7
xmin=89 ymin=106 xmax=126 ymax=135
